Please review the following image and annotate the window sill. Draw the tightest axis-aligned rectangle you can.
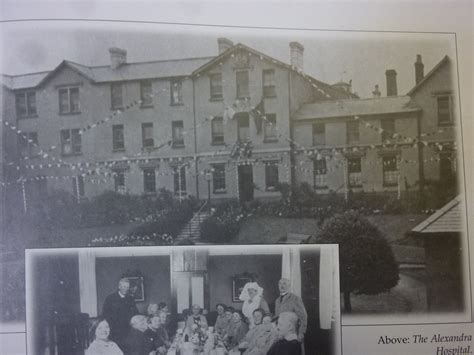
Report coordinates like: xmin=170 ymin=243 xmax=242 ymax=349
xmin=59 ymin=111 xmax=81 ymax=116
xmin=142 ymin=146 xmax=155 ymax=151
xmin=209 ymin=97 xmax=223 ymax=102
xmin=61 ymin=152 xmax=83 ymax=157
xmin=314 ymin=186 xmax=328 ymax=190
xmin=383 ymin=183 xmax=398 ymax=187
xmin=112 ymin=148 xmax=126 ymax=153
xmin=110 ymin=106 xmax=124 ymax=111
xmin=438 ymin=121 xmax=454 ymax=127
xmin=213 ymin=189 xmax=227 ymax=195
xmin=263 ymin=94 xmax=277 ymax=99
xmin=170 ymin=102 xmax=184 ymax=106
xmin=236 ymin=96 xmax=250 ymax=101
xmin=171 ymin=143 xmax=185 ymax=149
xmin=17 ymin=114 xmax=38 ymax=119
xmin=263 ymin=138 xmax=278 ymax=143
xmin=144 ymin=191 xmax=157 ymax=196
xmin=174 ymin=191 xmax=188 ymax=196
xmin=265 ymin=187 xmax=278 ymax=192
xmin=211 ymin=141 xmax=226 ymax=146
xmin=140 ymin=104 xmax=154 ymax=109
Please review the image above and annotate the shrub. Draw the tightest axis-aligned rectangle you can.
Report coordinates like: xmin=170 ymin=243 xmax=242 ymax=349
xmin=306 ymin=211 xmax=399 ymax=312
xmin=200 ymin=202 xmax=244 ymax=243
xmin=90 ymin=233 xmax=174 ymax=247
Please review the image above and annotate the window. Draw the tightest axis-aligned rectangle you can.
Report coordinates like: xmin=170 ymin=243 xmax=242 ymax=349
xmin=171 ymin=80 xmax=183 ymax=105
xmin=60 ymin=129 xmax=82 ymax=155
xmin=211 ymin=117 xmax=224 ymax=145
xmin=110 ymin=83 xmax=123 ymax=109
xmin=112 ymin=124 xmax=125 ymax=151
xmin=262 ymin=69 xmax=276 ymax=97
xmin=237 ymin=113 xmax=250 ymax=141
xmin=15 ymin=91 xmax=37 ymax=118
xmin=346 ymin=121 xmax=359 ymax=144
xmin=210 ymin=73 xmax=223 ymax=100
xmin=212 ymin=164 xmax=226 ymax=192
xmin=73 ymin=175 xmax=85 ymax=198
xmin=142 ymin=123 xmax=154 ymax=148
xmin=347 ymin=157 xmax=362 ymax=187
xmin=58 ymin=87 xmax=80 ymax=114
xmin=173 ymin=166 xmax=187 ymax=195
xmin=143 ymin=168 xmax=156 ymax=193
xmin=172 ymin=121 xmax=184 ymax=147
xmin=382 ymin=155 xmax=398 ymax=186
xmin=140 ymin=81 xmax=153 ymax=107
xmin=236 ymin=71 xmax=249 ymax=98
xmin=381 ymin=119 xmax=395 ymax=142
xmin=439 ymin=152 xmax=455 ymax=181
xmin=313 ymin=158 xmax=327 ymax=188
xmin=265 ymin=161 xmax=279 ymax=190
xmin=18 ymin=132 xmax=39 ymax=157
xmin=312 ymin=123 xmax=325 ymax=146
xmin=264 ymin=114 xmax=277 ymax=142
xmin=437 ymin=96 xmax=452 ymax=125
xmin=114 ymin=171 xmax=126 ymax=194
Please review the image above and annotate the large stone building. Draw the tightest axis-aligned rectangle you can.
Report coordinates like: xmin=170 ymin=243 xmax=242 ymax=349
xmin=1 ymin=39 xmax=457 ymax=205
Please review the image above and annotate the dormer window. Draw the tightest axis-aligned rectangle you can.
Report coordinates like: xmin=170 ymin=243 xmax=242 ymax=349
xmin=16 ymin=91 xmax=37 ymax=118
xmin=59 ymin=87 xmax=80 ymax=114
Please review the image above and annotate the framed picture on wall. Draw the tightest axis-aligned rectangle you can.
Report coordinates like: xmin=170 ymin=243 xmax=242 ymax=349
xmin=126 ymin=276 xmax=145 ymax=302
xmin=232 ymin=275 xmax=252 ymax=302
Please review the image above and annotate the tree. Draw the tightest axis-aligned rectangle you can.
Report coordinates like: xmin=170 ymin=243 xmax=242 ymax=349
xmin=306 ymin=211 xmax=399 ymax=312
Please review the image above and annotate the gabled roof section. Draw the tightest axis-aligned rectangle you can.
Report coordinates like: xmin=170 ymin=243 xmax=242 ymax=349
xmin=293 ymin=95 xmax=420 ymax=121
xmin=411 ymin=196 xmax=464 ymax=234
xmin=192 ymin=42 xmax=356 ymax=100
xmin=407 ymin=55 xmax=450 ymax=96
xmin=37 ymin=60 xmax=96 ymax=87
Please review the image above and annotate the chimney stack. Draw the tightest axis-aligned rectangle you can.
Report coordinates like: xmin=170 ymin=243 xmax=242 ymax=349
xmin=109 ymin=47 xmax=127 ymax=69
xmin=415 ymin=54 xmax=424 ymax=85
xmin=372 ymin=84 xmax=381 ymax=98
xmin=385 ymin=69 xmax=398 ymax=96
xmin=290 ymin=41 xmax=304 ymax=71
xmin=217 ymin=38 xmax=234 ymax=54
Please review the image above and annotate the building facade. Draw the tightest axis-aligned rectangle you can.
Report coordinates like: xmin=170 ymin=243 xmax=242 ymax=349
xmin=1 ymin=39 xmax=457 ymax=205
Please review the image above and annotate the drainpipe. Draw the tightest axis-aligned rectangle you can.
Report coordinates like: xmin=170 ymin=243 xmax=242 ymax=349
xmin=416 ymin=112 xmax=425 ymax=209
xmin=192 ymin=77 xmax=200 ymax=200
xmin=288 ymin=71 xmax=296 ymax=193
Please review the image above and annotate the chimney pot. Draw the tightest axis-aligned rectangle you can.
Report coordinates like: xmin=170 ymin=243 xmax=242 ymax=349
xmin=217 ymin=38 xmax=234 ymax=54
xmin=289 ymin=41 xmax=304 ymax=70
xmin=109 ymin=47 xmax=127 ymax=69
xmin=415 ymin=54 xmax=424 ymax=85
xmin=385 ymin=69 xmax=398 ymax=96
xmin=372 ymin=84 xmax=381 ymax=98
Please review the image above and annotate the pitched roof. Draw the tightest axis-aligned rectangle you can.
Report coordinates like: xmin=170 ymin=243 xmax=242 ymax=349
xmin=407 ymin=55 xmax=450 ymax=96
xmin=2 ymin=56 xmax=214 ymax=90
xmin=293 ymin=95 xmax=420 ymax=121
xmin=411 ymin=196 xmax=465 ymax=234
xmin=192 ymin=42 xmax=356 ymax=100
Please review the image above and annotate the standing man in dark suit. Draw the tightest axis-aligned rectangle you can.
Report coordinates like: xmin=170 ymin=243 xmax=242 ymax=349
xmin=103 ymin=278 xmax=139 ymax=348
xmin=274 ymin=278 xmax=308 ymax=342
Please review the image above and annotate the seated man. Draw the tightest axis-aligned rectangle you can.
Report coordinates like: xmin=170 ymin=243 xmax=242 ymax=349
xmin=267 ymin=312 xmax=301 ymax=355
xmin=144 ymin=315 xmax=166 ymax=354
xmin=123 ymin=315 xmax=154 ymax=355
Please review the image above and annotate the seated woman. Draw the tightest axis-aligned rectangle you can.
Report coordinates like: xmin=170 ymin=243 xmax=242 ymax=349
xmin=156 ymin=311 xmax=171 ymax=348
xmin=224 ymin=310 xmax=248 ymax=349
xmin=86 ymin=318 xmax=124 ymax=355
xmin=144 ymin=315 xmax=166 ymax=355
xmin=239 ymin=282 xmax=270 ymax=328
xmin=213 ymin=303 xmax=229 ymax=335
xmin=146 ymin=304 xmax=159 ymax=317
xmin=238 ymin=309 xmax=278 ymax=355
xmin=184 ymin=304 xmax=208 ymax=339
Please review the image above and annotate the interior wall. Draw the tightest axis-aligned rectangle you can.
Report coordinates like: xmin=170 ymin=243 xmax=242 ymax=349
xmin=208 ymin=255 xmax=282 ymax=313
xmin=95 ymin=255 xmax=171 ymax=315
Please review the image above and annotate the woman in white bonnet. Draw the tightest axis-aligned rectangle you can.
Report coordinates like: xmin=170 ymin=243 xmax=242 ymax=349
xmin=239 ymin=282 xmax=270 ymax=328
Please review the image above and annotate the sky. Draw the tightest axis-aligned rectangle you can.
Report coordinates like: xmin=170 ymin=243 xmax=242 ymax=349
xmin=0 ymin=20 xmax=455 ymax=98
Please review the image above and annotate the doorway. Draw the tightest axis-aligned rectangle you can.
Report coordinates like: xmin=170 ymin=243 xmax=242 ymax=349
xmin=238 ymin=165 xmax=254 ymax=202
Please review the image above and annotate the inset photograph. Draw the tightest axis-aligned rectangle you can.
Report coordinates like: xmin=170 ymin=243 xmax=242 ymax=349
xmin=26 ymin=244 xmax=340 ymax=355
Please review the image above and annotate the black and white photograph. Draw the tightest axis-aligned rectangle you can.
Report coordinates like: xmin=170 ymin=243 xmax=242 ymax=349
xmin=25 ymin=244 xmax=340 ymax=355
xmin=0 ymin=17 xmax=471 ymax=353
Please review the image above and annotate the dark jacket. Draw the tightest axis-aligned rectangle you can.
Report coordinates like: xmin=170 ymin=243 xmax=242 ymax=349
xmin=123 ymin=328 xmax=153 ymax=355
xmin=102 ymin=292 xmax=139 ymax=343
xmin=267 ymin=338 xmax=301 ymax=355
